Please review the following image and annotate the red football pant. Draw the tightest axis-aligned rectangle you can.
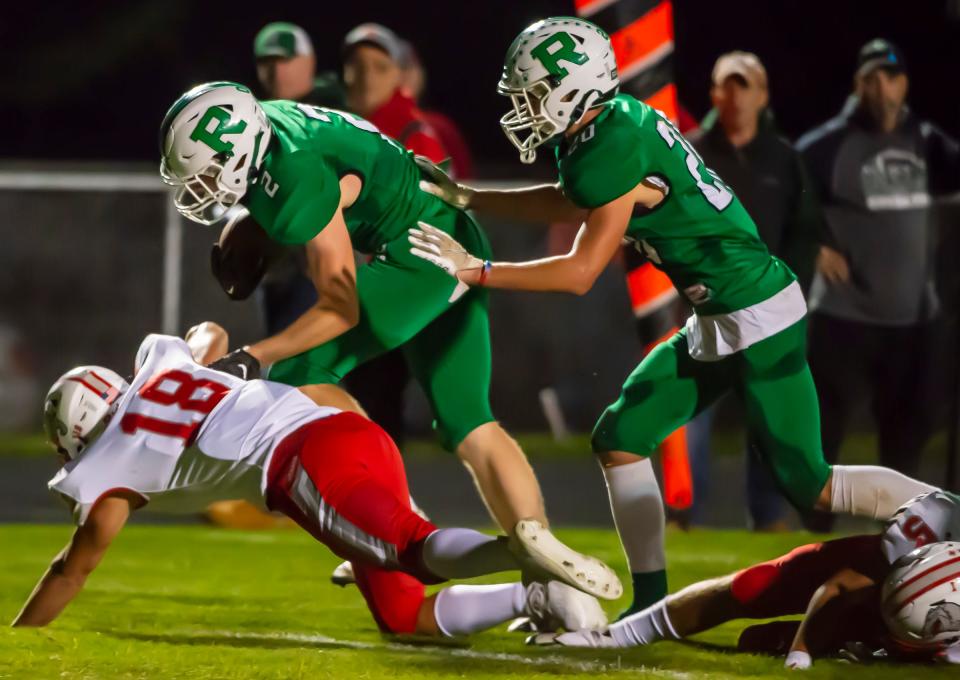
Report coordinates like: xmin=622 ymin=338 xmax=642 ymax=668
xmin=265 ymin=412 xmax=438 ymax=633
xmin=730 ymin=534 xmax=885 ymax=616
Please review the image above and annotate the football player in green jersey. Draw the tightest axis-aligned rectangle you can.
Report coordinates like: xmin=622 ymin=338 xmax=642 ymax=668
xmin=157 ymin=81 xmax=621 ymax=601
xmin=411 ymin=17 xmax=936 ymax=616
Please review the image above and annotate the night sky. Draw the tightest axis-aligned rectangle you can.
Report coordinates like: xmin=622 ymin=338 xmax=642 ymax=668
xmin=4 ymin=0 xmax=959 ymax=174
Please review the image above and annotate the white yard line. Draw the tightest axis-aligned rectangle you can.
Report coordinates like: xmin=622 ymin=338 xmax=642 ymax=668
xmin=180 ymin=629 xmax=694 ymax=678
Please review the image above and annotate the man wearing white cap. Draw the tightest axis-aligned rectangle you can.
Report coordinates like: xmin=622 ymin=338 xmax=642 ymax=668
xmin=689 ymin=51 xmax=824 ymax=532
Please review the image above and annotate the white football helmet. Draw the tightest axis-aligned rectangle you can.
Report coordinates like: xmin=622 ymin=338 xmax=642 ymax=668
xmin=882 ymin=541 xmax=960 ymax=651
xmin=43 ymin=366 xmax=129 ymax=460
xmin=498 ymin=17 xmax=619 ymax=163
xmin=160 ymin=81 xmax=272 ymax=225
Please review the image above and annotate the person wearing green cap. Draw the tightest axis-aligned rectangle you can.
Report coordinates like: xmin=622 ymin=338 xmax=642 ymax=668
xmin=254 ymin=22 xmax=345 ymax=109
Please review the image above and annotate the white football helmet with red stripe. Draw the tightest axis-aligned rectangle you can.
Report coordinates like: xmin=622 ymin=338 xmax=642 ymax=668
xmin=882 ymin=541 xmax=960 ymax=651
xmin=43 ymin=366 xmax=129 ymax=460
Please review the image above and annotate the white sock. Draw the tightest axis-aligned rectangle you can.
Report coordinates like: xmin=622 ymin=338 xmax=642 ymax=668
xmin=608 ymin=599 xmax=680 ymax=647
xmin=830 ymin=465 xmax=937 ymax=520
xmin=602 ymin=458 xmax=666 ymax=574
xmin=421 ymin=528 xmax=517 ymax=580
xmin=433 ymin=583 xmax=525 ymax=636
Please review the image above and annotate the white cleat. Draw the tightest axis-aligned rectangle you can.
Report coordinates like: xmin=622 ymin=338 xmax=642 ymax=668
xmin=506 ymin=617 xmax=538 ymax=634
xmin=527 ymin=628 xmax=621 ymax=648
xmin=512 ymin=519 xmax=623 ymax=601
xmin=524 ymin=581 xmax=608 ymax=633
xmin=330 ymin=560 xmax=356 ymax=587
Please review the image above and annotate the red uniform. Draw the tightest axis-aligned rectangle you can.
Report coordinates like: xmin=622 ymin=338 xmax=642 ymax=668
xmin=265 ymin=412 xmax=438 ymax=633
xmin=731 ymin=534 xmax=887 ymax=616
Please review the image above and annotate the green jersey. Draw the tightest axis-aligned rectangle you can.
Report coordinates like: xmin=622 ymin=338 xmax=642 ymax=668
xmin=244 ymin=100 xmax=434 ymax=253
xmin=557 ymin=94 xmax=795 ymax=317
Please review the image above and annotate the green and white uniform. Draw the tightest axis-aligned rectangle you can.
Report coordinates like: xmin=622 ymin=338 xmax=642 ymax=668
xmin=560 ymin=94 xmax=827 ymax=509
xmin=244 ymin=100 xmax=494 ymax=450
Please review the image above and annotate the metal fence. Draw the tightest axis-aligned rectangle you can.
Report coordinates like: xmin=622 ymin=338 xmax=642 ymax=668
xmin=0 ymin=165 xmax=640 ymax=435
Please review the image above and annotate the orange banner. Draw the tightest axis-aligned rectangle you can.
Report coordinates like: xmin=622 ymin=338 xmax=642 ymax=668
xmin=610 ymin=2 xmax=673 ymax=75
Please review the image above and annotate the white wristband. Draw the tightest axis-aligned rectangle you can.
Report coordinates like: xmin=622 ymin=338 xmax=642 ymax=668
xmin=785 ymin=650 xmax=812 ymax=670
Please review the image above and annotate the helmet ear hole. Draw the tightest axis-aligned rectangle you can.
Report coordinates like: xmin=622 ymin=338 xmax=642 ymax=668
xmin=560 ymin=89 xmax=579 ymax=103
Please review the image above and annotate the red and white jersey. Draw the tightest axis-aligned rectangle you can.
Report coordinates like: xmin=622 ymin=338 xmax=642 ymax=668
xmin=883 ymin=490 xmax=960 ymax=563
xmin=48 ymin=334 xmax=338 ymax=525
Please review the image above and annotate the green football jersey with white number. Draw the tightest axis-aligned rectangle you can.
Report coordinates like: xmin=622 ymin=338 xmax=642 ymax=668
xmin=243 ymin=100 xmax=433 ymax=253
xmin=557 ymin=94 xmax=795 ymax=316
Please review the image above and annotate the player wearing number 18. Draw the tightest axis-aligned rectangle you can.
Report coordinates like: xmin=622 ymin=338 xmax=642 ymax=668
xmin=13 ymin=332 xmax=609 ymax=635
xmin=411 ymin=16 xmax=937 ymax=616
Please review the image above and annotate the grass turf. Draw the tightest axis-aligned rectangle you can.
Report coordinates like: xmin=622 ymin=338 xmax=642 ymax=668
xmin=0 ymin=525 xmax=954 ymax=679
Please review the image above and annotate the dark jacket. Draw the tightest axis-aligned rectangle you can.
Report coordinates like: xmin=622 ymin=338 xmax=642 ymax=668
xmin=691 ymin=108 xmax=822 ymax=291
xmin=798 ymin=98 xmax=960 ymax=326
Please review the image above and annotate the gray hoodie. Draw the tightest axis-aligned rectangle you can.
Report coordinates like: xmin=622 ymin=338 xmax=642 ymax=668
xmin=798 ymin=98 xmax=960 ymax=326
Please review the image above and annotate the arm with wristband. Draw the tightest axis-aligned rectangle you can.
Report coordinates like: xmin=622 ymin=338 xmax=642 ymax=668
xmin=409 ymin=180 xmax=642 ymax=296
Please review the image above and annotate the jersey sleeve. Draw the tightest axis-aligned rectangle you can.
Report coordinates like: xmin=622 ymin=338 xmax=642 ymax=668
xmin=270 ymin=151 xmax=342 ymax=245
xmin=559 ymin=119 xmax=651 ymax=210
xmin=47 ymin=463 xmax=146 ymax=526
xmin=881 ymin=490 xmax=960 ymax=563
xmin=134 ymin=334 xmax=193 ymax=375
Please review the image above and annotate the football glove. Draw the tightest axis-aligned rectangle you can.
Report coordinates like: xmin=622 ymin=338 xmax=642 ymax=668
xmin=415 ymin=155 xmax=473 ymax=210
xmin=208 ymin=348 xmax=260 ymax=380
xmin=408 ymin=221 xmax=482 ymax=303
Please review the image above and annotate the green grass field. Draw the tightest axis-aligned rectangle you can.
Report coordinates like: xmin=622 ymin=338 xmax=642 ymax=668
xmin=0 ymin=525 xmax=954 ymax=679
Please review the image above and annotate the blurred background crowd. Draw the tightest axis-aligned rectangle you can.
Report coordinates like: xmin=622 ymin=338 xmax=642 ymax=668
xmin=2 ymin=0 xmax=960 ymax=530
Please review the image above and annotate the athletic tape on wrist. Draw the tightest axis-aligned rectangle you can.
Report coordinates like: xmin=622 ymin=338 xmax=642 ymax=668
xmin=478 ymin=260 xmax=492 ymax=286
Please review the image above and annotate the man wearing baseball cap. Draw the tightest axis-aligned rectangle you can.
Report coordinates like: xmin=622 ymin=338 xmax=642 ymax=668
xmin=689 ymin=51 xmax=824 ymax=532
xmin=798 ymin=39 xmax=960 ymax=531
xmin=341 ymin=23 xmax=446 ymax=162
xmin=254 ymin=21 xmax=345 ymax=108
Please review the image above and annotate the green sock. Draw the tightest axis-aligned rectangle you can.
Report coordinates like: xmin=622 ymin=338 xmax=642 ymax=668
xmin=618 ymin=570 xmax=668 ymax=620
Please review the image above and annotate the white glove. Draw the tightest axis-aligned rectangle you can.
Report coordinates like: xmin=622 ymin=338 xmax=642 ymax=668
xmin=415 ymin=156 xmax=473 ymax=210
xmin=785 ymin=650 xmax=812 ymax=670
xmin=408 ymin=221 xmax=484 ymax=302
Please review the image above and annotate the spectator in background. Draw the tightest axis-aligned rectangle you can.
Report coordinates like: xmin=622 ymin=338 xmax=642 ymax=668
xmin=398 ymin=41 xmax=474 ymax=179
xmin=339 ymin=23 xmax=450 ymax=446
xmin=687 ymin=52 xmax=823 ymax=531
xmin=798 ymin=39 xmax=960 ymax=531
xmin=342 ymin=23 xmax=447 ymax=164
xmin=254 ymin=21 xmax=345 ymax=108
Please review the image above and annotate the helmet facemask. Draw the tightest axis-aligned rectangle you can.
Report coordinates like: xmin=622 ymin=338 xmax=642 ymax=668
xmin=499 ymin=80 xmax=560 ymax=164
xmin=161 ymin=154 xmax=245 ymax=225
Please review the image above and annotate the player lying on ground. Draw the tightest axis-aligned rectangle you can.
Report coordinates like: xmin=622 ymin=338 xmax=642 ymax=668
xmin=411 ymin=16 xmax=937 ymax=616
xmin=157 ymin=81 xmax=620 ymax=601
xmin=534 ymin=490 xmax=960 ymax=669
xmin=11 ymin=327 xmax=608 ymax=637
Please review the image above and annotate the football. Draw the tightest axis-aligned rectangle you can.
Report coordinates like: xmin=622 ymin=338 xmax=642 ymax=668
xmin=210 ymin=208 xmax=283 ymax=300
